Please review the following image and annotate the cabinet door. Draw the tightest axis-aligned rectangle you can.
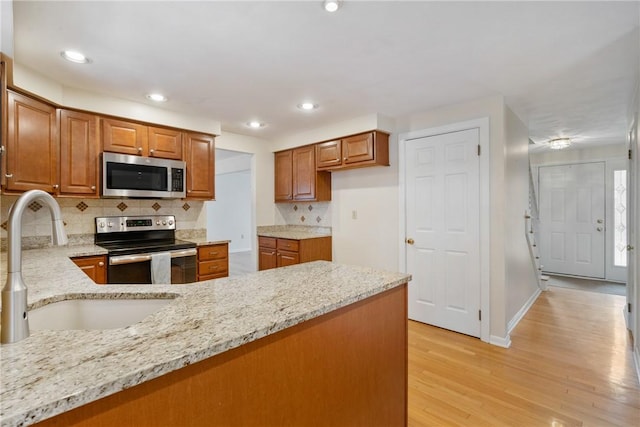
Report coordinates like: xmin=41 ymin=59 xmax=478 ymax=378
xmin=274 ymin=150 xmax=293 ymax=202
xmin=316 ymin=140 xmax=342 ymax=170
xmin=259 ymin=246 xmax=278 ymax=271
xmin=1 ymin=56 xmax=7 ymax=190
xmin=148 ymin=126 xmax=183 ymax=160
xmin=185 ymin=132 xmax=215 ymax=199
xmin=72 ymin=255 xmax=107 ymax=284
xmin=59 ymin=110 xmax=99 ymax=197
xmin=6 ymin=91 xmax=58 ymax=193
xmin=292 ymin=146 xmax=316 ymax=201
xmin=343 ymin=132 xmax=374 ymax=165
xmin=102 ymin=118 xmax=148 ymax=156
xmin=278 ymin=250 xmax=300 ymax=267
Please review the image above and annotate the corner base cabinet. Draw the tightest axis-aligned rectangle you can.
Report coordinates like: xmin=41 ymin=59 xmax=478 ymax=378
xmin=258 ymin=236 xmax=331 ymax=271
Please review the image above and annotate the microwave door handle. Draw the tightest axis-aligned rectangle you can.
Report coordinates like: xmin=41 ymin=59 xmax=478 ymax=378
xmin=109 ymin=248 xmax=197 ymax=266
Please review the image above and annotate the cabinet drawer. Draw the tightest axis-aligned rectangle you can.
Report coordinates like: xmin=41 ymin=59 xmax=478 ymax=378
xmin=259 ymin=236 xmax=277 ymax=249
xmin=277 ymin=239 xmax=299 ymax=252
xmin=198 ymin=244 xmax=228 ymax=261
xmin=198 ymin=259 xmax=228 ymax=277
xmin=199 ymin=271 xmax=229 ymax=281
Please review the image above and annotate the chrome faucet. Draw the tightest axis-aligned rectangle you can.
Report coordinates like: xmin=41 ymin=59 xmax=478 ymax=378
xmin=1 ymin=190 xmax=68 ymax=344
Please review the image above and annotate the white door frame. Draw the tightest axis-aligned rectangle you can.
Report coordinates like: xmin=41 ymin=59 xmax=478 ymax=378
xmin=399 ymin=117 xmax=491 ymax=343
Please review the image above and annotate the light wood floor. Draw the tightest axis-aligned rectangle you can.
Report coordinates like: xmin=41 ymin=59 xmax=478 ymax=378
xmin=408 ymin=286 xmax=640 ymax=426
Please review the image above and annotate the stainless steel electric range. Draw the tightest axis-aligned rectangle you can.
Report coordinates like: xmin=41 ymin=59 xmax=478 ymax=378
xmin=95 ymin=215 xmax=197 ymax=284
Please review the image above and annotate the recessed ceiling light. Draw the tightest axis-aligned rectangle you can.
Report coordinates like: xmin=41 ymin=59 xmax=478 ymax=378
xmin=247 ymin=121 xmax=266 ymax=129
xmin=146 ymin=93 xmax=168 ymax=102
xmin=548 ymin=138 xmax=572 ymax=150
xmin=297 ymin=102 xmax=319 ymax=111
xmin=323 ymin=0 xmax=340 ymax=12
xmin=60 ymin=50 xmax=91 ymax=64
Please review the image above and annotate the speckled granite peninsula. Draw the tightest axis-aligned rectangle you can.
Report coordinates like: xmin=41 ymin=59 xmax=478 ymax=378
xmin=0 ymin=244 xmax=410 ymax=427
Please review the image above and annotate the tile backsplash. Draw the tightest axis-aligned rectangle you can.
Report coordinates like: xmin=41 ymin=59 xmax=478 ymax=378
xmin=275 ymin=202 xmax=332 ymax=227
xmin=0 ymin=195 xmax=206 ymax=243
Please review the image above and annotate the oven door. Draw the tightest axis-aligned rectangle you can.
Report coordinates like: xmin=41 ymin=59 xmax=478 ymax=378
xmin=107 ymin=248 xmax=197 ymax=284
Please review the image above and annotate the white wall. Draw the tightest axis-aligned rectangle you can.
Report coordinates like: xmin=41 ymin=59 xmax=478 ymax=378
xmin=0 ymin=0 xmax=14 ymax=56
xmin=504 ymin=106 xmax=539 ymax=326
xmin=13 ymin=64 xmax=222 ymax=135
xmin=207 ymin=171 xmax=252 ymax=252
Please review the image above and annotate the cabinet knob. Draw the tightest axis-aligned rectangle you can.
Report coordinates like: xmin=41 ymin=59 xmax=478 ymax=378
xmin=91 ymin=185 xmax=96 ymax=190
xmin=4 ymin=173 xmax=12 ymax=179
xmin=149 ymin=149 xmax=155 ymax=155
xmin=137 ymin=147 xmax=143 ymax=153
xmin=98 ymin=262 xmax=105 ymax=267
xmin=53 ymin=184 xmax=59 ymax=189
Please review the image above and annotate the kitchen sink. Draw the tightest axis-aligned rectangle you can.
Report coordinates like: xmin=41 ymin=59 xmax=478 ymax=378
xmin=28 ymin=297 xmax=176 ymax=330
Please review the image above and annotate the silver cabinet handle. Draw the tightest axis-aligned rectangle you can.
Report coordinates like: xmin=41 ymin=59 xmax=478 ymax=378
xmin=110 ymin=248 xmax=197 ymax=265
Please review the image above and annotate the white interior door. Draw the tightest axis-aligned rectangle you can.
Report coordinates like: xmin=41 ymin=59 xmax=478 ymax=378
xmin=539 ymin=162 xmax=605 ymax=278
xmin=627 ymin=122 xmax=637 ymax=331
xmin=406 ymin=128 xmax=480 ymax=337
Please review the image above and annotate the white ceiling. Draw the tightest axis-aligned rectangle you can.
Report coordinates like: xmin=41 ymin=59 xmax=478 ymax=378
xmin=11 ymin=1 xmax=640 ymax=150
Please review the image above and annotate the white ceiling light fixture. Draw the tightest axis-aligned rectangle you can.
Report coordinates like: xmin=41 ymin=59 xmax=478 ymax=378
xmin=247 ymin=121 xmax=266 ymax=129
xmin=60 ymin=50 xmax=91 ymax=64
xmin=548 ymin=137 xmax=572 ymax=150
xmin=297 ymin=102 xmax=319 ymax=111
xmin=146 ymin=93 xmax=168 ymax=102
xmin=323 ymin=0 xmax=340 ymax=13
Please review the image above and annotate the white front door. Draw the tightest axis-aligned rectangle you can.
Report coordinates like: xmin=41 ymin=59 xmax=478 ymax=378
xmin=405 ymin=128 xmax=481 ymax=337
xmin=539 ymin=162 xmax=606 ymax=278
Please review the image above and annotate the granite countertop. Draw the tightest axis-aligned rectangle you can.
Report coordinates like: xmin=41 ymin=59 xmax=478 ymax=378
xmin=187 ymin=238 xmax=231 ymax=247
xmin=0 ymin=245 xmax=410 ymax=427
xmin=257 ymin=225 xmax=332 ymax=240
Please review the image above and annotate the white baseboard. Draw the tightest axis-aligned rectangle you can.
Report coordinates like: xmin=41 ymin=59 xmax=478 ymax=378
xmin=507 ymin=288 xmax=542 ymax=335
xmin=489 ymin=334 xmax=511 ymax=348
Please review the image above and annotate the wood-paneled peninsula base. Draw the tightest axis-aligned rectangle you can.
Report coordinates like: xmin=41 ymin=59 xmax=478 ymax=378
xmin=35 ymin=284 xmax=408 ymax=427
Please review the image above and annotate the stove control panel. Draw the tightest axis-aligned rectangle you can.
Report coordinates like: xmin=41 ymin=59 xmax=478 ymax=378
xmin=95 ymin=215 xmax=177 ymax=233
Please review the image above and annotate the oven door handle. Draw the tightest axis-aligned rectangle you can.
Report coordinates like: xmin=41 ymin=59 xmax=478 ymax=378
xmin=109 ymin=248 xmax=197 ymax=266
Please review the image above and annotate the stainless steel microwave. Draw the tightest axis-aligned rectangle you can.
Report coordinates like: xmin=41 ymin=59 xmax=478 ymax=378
xmin=102 ymin=152 xmax=186 ymax=199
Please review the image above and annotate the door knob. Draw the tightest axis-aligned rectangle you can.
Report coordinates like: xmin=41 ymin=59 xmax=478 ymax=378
xmin=406 ymin=238 xmax=415 ymax=245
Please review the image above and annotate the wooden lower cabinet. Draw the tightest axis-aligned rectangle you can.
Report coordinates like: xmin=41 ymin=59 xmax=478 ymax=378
xmin=258 ymin=236 xmax=331 ymax=271
xmin=71 ymin=255 xmax=107 ymax=284
xmin=35 ymin=284 xmax=408 ymax=427
xmin=197 ymin=243 xmax=229 ymax=281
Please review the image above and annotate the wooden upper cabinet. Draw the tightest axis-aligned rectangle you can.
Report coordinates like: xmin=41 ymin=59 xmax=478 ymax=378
xmin=274 ymin=150 xmax=293 ymax=202
xmin=185 ymin=132 xmax=215 ymax=200
xmin=292 ymin=146 xmax=317 ymax=200
xmin=102 ymin=119 xmax=183 ymax=160
xmin=275 ymin=146 xmax=331 ymax=203
xmin=101 ymin=118 xmax=148 ymax=156
xmin=315 ymin=140 xmax=342 ymax=170
xmin=148 ymin=126 xmax=182 ymax=160
xmin=5 ymin=90 xmax=58 ymax=193
xmin=343 ymin=132 xmax=375 ymax=165
xmin=59 ymin=109 xmax=99 ymax=197
xmin=316 ymin=131 xmax=389 ymax=171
